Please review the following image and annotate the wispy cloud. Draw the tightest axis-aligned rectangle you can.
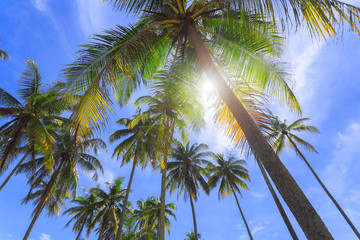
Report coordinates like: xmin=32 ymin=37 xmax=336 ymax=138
xmin=40 ymin=233 xmax=51 ymax=240
xmin=250 ymin=191 xmax=266 ymax=199
xmin=323 ymin=122 xmax=360 ymax=197
xmin=251 ymin=222 xmax=265 ymax=234
xmin=33 ymin=0 xmax=49 ymax=14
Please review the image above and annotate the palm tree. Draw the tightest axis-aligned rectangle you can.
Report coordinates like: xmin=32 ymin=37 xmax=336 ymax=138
xmin=63 ymin=1 xmax=360 ymax=237
xmin=23 ymin=129 xmax=105 ymax=240
xmin=0 ymin=60 xmax=71 ymax=188
xmin=184 ymin=232 xmax=202 ymax=240
xmin=207 ymin=154 xmax=252 ymax=240
xmin=90 ymin=177 xmax=126 ymax=240
xmin=64 ymin=188 xmax=98 ymax=240
xmin=22 ymin=180 xmax=70 ymax=218
xmin=120 ymin=216 xmax=156 ymax=240
xmin=110 ymin=108 xmax=158 ymax=236
xmin=134 ymin=197 xmax=176 ymax=240
xmin=166 ymin=142 xmax=211 ymax=240
xmin=267 ymin=116 xmax=360 ymax=238
xmin=133 ymin=69 xmax=203 ymax=240
xmin=214 ymin=89 xmax=299 ymax=239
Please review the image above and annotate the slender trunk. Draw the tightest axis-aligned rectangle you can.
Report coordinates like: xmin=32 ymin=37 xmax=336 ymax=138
xmin=0 ymin=151 xmax=30 ymax=191
xmin=115 ymin=144 xmax=141 ymax=240
xmin=76 ymin=216 xmax=87 ymax=240
xmin=23 ymin=157 xmax=65 ymax=240
xmin=258 ymin=160 xmax=299 ymax=239
xmin=230 ymin=184 xmax=253 ymax=240
xmin=159 ymin=159 xmax=167 ymax=240
xmin=187 ymin=25 xmax=333 ymax=240
xmin=160 ymin=119 xmax=174 ymax=240
xmin=287 ymin=136 xmax=360 ymax=238
xmin=189 ymin=191 xmax=198 ymax=240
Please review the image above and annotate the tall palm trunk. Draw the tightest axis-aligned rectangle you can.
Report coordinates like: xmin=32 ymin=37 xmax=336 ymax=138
xmin=23 ymin=157 xmax=65 ymax=240
xmin=159 ymin=161 xmax=167 ymax=240
xmin=0 ymin=151 xmax=30 ymax=191
xmin=115 ymin=144 xmax=141 ymax=240
xmin=230 ymin=184 xmax=253 ymax=240
xmin=258 ymin=160 xmax=299 ymax=239
xmin=187 ymin=25 xmax=333 ymax=240
xmin=287 ymin=136 xmax=360 ymax=238
xmin=76 ymin=216 xmax=87 ymax=240
xmin=189 ymin=191 xmax=198 ymax=240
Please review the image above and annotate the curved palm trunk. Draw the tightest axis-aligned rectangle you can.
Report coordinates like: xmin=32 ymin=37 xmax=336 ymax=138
xmin=287 ymin=136 xmax=360 ymax=238
xmin=76 ymin=216 xmax=88 ymax=240
xmin=230 ymin=185 xmax=253 ymax=240
xmin=115 ymin=144 xmax=141 ymax=240
xmin=258 ymin=160 xmax=299 ymax=239
xmin=187 ymin=25 xmax=333 ymax=240
xmin=23 ymin=157 xmax=65 ymax=240
xmin=189 ymin=192 xmax=198 ymax=240
xmin=159 ymin=159 xmax=167 ymax=240
xmin=0 ymin=151 xmax=30 ymax=191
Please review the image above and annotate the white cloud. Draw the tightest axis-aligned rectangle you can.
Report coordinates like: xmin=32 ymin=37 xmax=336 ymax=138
xmin=251 ymin=222 xmax=265 ymax=234
xmin=273 ymin=29 xmax=326 ymax=123
xmin=76 ymin=0 xmax=107 ymax=36
xmin=323 ymin=122 xmax=360 ymax=197
xmin=33 ymin=0 xmax=48 ymax=13
xmin=40 ymin=233 xmax=51 ymax=240
xmin=238 ymin=235 xmax=247 ymax=240
xmin=250 ymin=191 xmax=266 ymax=199
xmin=6 ymin=233 xmax=12 ymax=238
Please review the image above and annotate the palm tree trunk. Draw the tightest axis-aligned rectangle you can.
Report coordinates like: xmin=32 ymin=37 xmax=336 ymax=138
xmin=187 ymin=25 xmax=333 ymax=240
xmin=76 ymin=216 xmax=87 ymax=240
xmin=287 ymin=136 xmax=360 ymax=238
xmin=0 ymin=151 xmax=30 ymax=191
xmin=258 ymin=160 xmax=299 ymax=239
xmin=159 ymin=158 xmax=167 ymax=240
xmin=189 ymin=191 xmax=198 ymax=240
xmin=23 ymin=157 xmax=65 ymax=240
xmin=230 ymin=184 xmax=253 ymax=240
xmin=115 ymin=144 xmax=140 ymax=240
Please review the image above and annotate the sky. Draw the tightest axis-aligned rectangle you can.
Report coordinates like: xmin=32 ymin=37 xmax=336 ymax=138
xmin=0 ymin=1 xmax=360 ymax=240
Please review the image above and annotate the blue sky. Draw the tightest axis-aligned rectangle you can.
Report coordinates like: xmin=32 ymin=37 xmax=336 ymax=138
xmin=0 ymin=1 xmax=360 ymax=239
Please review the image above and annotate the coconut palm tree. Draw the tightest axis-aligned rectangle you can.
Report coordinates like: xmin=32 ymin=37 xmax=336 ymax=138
xmin=22 ymin=129 xmax=105 ymax=240
xmin=184 ymin=232 xmax=202 ymax=240
xmin=64 ymin=188 xmax=99 ymax=240
xmin=0 ymin=60 xmax=72 ymax=189
xmin=62 ymin=1 xmax=360 ymax=237
xmin=214 ymin=88 xmax=299 ymax=239
xmin=90 ymin=177 xmax=126 ymax=240
xmin=267 ymin=116 xmax=360 ymax=238
xmin=134 ymin=197 xmax=176 ymax=240
xmin=22 ymin=180 xmax=70 ymax=218
xmin=132 ymin=69 xmax=203 ymax=240
xmin=120 ymin=215 xmax=156 ymax=240
xmin=110 ymin=108 xmax=159 ymax=236
xmin=166 ymin=142 xmax=211 ymax=240
xmin=207 ymin=154 xmax=252 ymax=240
